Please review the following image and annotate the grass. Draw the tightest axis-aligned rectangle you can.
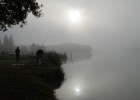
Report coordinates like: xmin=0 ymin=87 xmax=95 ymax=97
xmin=0 ymin=55 xmax=65 ymax=100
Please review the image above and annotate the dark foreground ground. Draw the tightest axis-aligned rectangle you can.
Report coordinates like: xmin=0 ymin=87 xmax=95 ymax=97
xmin=0 ymin=55 xmax=65 ymax=100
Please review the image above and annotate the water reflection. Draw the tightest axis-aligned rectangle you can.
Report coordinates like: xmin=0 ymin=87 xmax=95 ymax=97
xmin=56 ymin=49 xmax=140 ymax=100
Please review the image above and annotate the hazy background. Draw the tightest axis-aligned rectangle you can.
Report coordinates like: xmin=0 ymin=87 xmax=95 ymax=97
xmin=0 ymin=0 xmax=140 ymax=50
xmin=0 ymin=0 xmax=140 ymax=100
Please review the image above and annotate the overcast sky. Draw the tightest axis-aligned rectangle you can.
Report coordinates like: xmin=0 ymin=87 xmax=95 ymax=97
xmin=0 ymin=0 xmax=140 ymax=50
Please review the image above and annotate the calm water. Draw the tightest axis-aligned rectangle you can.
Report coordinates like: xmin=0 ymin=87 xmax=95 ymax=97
xmin=56 ymin=49 xmax=140 ymax=100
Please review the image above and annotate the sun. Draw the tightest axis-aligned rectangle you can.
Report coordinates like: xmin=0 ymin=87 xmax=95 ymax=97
xmin=74 ymin=86 xmax=81 ymax=94
xmin=75 ymin=87 xmax=80 ymax=93
xmin=68 ymin=9 xmax=81 ymax=23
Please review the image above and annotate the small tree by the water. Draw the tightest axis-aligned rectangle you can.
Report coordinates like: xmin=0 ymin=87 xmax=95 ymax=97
xmin=45 ymin=51 xmax=67 ymax=67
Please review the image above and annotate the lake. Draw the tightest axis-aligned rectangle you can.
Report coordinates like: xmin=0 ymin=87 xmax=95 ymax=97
xmin=56 ymin=49 xmax=140 ymax=100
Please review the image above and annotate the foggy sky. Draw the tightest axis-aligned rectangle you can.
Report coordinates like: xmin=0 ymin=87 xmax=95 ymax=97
xmin=0 ymin=0 xmax=140 ymax=50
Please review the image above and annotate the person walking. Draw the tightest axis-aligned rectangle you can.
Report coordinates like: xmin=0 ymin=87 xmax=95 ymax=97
xmin=15 ymin=47 xmax=20 ymax=63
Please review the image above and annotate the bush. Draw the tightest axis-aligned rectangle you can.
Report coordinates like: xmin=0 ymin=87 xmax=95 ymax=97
xmin=44 ymin=51 xmax=67 ymax=67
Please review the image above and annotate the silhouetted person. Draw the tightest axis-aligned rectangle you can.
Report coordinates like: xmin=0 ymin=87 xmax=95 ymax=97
xmin=36 ymin=49 xmax=44 ymax=64
xmin=15 ymin=47 xmax=20 ymax=63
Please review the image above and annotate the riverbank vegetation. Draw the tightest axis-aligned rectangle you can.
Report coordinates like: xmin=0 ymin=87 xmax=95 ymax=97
xmin=0 ymin=52 xmax=67 ymax=100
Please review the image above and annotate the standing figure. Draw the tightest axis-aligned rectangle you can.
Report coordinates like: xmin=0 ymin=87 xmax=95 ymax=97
xmin=36 ymin=49 xmax=44 ymax=64
xmin=15 ymin=47 xmax=20 ymax=63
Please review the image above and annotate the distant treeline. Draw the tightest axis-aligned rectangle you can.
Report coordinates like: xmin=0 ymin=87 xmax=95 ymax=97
xmin=0 ymin=34 xmax=15 ymax=54
xmin=0 ymin=35 xmax=47 ymax=55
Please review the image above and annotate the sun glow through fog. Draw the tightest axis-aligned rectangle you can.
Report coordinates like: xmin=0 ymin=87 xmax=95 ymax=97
xmin=74 ymin=86 xmax=81 ymax=94
xmin=68 ymin=9 xmax=81 ymax=23
xmin=75 ymin=87 xmax=80 ymax=93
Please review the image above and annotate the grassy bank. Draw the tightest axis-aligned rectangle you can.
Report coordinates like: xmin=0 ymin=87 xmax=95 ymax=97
xmin=0 ymin=53 xmax=66 ymax=100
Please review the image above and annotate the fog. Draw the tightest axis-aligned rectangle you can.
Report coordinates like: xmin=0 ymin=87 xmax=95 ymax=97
xmin=0 ymin=0 xmax=140 ymax=100
xmin=56 ymin=50 xmax=140 ymax=100
xmin=0 ymin=0 xmax=140 ymax=49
